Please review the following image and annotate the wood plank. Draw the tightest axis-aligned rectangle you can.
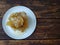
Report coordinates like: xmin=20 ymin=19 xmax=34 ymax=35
xmin=0 ymin=0 xmax=60 ymax=40
xmin=0 ymin=40 xmax=60 ymax=45
xmin=0 ymin=0 xmax=60 ymax=19
xmin=27 ymin=19 xmax=60 ymax=39
xmin=0 ymin=18 xmax=60 ymax=39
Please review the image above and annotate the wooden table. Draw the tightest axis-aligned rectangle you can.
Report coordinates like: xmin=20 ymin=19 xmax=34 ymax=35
xmin=0 ymin=0 xmax=60 ymax=45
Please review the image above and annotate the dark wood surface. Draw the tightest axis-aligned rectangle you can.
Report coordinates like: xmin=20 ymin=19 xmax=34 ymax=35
xmin=0 ymin=0 xmax=60 ymax=45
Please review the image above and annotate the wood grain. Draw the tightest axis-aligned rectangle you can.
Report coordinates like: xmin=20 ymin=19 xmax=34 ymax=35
xmin=0 ymin=0 xmax=60 ymax=19
xmin=0 ymin=40 xmax=60 ymax=45
xmin=0 ymin=0 xmax=60 ymax=45
xmin=0 ymin=18 xmax=60 ymax=39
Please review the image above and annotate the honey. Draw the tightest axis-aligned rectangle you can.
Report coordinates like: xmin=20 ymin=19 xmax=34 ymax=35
xmin=7 ymin=12 xmax=28 ymax=32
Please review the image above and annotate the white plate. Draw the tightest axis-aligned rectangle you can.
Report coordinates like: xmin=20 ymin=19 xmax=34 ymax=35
xmin=2 ymin=6 xmax=36 ymax=39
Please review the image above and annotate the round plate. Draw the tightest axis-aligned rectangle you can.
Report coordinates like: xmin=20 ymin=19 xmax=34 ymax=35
xmin=2 ymin=6 xmax=36 ymax=39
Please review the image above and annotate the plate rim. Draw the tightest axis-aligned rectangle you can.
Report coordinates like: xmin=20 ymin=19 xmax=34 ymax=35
xmin=2 ymin=6 xmax=37 ymax=39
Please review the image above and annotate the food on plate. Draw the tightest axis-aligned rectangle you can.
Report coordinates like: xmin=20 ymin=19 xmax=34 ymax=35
xmin=6 ymin=12 xmax=28 ymax=32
